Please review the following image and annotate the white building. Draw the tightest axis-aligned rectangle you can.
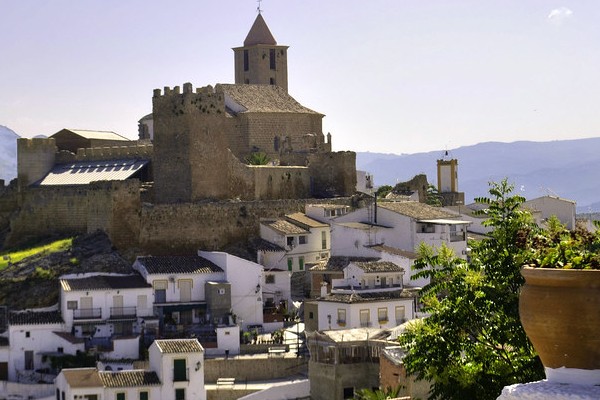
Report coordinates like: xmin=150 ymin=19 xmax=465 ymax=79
xmin=55 ymin=338 xmax=206 ymax=400
xmin=523 ymin=195 xmax=576 ymax=230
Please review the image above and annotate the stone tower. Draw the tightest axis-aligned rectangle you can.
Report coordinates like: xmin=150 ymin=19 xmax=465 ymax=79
xmin=233 ymin=13 xmax=289 ymax=91
xmin=437 ymin=151 xmax=465 ymax=206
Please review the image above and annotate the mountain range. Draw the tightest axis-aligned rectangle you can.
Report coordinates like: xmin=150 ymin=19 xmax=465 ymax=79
xmin=356 ymin=137 xmax=600 ymax=212
xmin=1 ymin=127 xmax=598 ymax=211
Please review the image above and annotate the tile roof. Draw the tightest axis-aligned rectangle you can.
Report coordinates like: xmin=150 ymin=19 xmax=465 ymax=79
xmin=136 ymin=256 xmax=224 ymax=275
xmin=60 ymin=274 xmax=151 ymax=292
xmin=337 ymin=222 xmax=391 ymax=230
xmin=377 ymin=201 xmax=457 ymax=220
xmin=155 ymin=339 xmax=204 ymax=353
xmin=252 ymin=238 xmax=285 ymax=252
xmin=8 ymin=310 xmax=63 ymax=325
xmin=53 ymin=331 xmax=85 ymax=344
xmin=310 ymin=256 xmax=380 ymax=272
xmin=366 ymin=245 xmax=418 ymax=259
xmin=243 ymin=13 xmax=277 ymax=46
xmin=37 ymin=159 xmax=148 ymax=186
xmin=286 ymin=212 xmax=328 ymax=228
xmin=98 ymin=370 xmax=161 ymax=387
xmin=221 ymin=84 xmax=320 ymax=114
xmin=53 ymin=129 xmax=130 ymax=141
xmin=352 ymin=261 xmax=404 ymax=273
xmin=321 ymin=290 xmax=414 ymax=303
xmin=62 ymin=368 xmax=103 ymax=388
xmin=263 ymin=219 xmax=309 ymax=235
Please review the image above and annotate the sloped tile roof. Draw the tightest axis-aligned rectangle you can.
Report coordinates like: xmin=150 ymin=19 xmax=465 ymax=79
xmin=286 ymin=212 xmax=328 ymax=228
xmin=310 ymin=256 xmax=380 ymax=272
xmin=243 ymin=13 xmax=277 ymax=46
xmin=60 ymin=274 xmax=151 ymax=292
xmin=367 ymin=245 xmax=418 ymax=259
xmin=98 ymin=370 xmax=161 ymax=387
xmin=377 ymin=201 xmax=456 ymax=220
xmin=263 ymin=219 xmax=309 ymax=235
xmin=62 ymin=368 xmax=103 ymax=388
xmin=155 ymin=339 xmax=204 ymax=353
xmin=221 ymin=84 xmax=320 ymax=114
xmin=253 ymin=238 xmax=285 ymax=252
xmin=53 ymin=129 xmax=130 ymax=141
xmin=53 ymin=331 xmax=85 ymax=344
xmin=8 ymin=310 xmax=63 ymax=325
xmin=353 ymin=261 xmax=404 ymax=273
xmin=321 ymin=290 xmax=414 ymax=303
xmin=136 ymin=256 xmax=223 ymax=275
xmin=37 ymin=159 xmax=148 ymax=186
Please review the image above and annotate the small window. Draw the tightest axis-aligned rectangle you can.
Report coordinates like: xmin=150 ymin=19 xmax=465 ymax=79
xmin=269 ymin=48 xmax=276 ymax=70
xmin=299 ymin=256 xmax=304 ymax=271
xmin=286 ymin=236 xmax=294 ymax=247
xmin=321 ymin=231 xmax=327 ymax=250
xmin=299 ymin=235 xmax=307 ymax=245
xmin=218 ymin=288 xmax=225 ymax=295
xmin=269 ymin=77 xmax=275 ymax=85
xmin=308 ymin=311 xmax=314 ymax=319
xmin=265 ymin=274 xmax=275 ymax=284
xmin=243 ymin=50 xmax=249 ymax=71
xmin=395 ymin=306 xmax=406 ymax=324
xmin=337 ymin=309 xmax=346 ymax=325
xmin=139 ymin=392 xmax=148 ymax=400
xmin=25 ymin=331 xmax=30 ymax=338
xmin=287 ymin=258 xmax=293 ymax=271
xmin=359 ymin=309 xmax=370 ymax=327
xmin=116 ymin=393 xmax=125 ymax=400
xmin=67 ymin=301 xmax=78 ymax=310
xmin=57 ymin=347 xmax=64 ymax=353
xmin=175 ymin=388 xmax=185 ymax=400
xmin=378 ymin=307 xmax=388 ymax=323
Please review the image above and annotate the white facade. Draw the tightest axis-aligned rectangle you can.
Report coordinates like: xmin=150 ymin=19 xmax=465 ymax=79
xmin=262 ymin=269 xmax=292 ymax=311
xmin=523 ymin=195 xmax=576 ymax=230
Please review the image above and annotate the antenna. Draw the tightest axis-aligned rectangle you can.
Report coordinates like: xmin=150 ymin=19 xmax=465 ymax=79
xmin=257 ymin=0 xmax=263 ymax=14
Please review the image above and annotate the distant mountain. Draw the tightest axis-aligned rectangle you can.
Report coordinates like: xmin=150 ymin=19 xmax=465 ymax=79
xmin=356 ymin=138 xmax=600 ymax=212
xmin=0 ymin=125 xmax=18 ymax=183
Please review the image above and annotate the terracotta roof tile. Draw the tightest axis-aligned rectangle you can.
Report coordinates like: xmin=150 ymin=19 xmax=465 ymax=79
xmin=367 ymin=245 xmax=418 ymax=259
xmin=221 ymin=84 xmax=320 ymax=114
xmin=264 ymin=219 xmax=308 ymax=235
xmin=8 ymin=310 xmax=63 ymax=325
xmin=53 ymin=331 xmax=85 ymax=344
xmin=321 ymin=290 xmax=414 ymax=303
xmin=286 ymin=212 xmax=328 ymax=228
xmin=378 ymin=201 xmax=456 ymax=220
xmin=155 ymin=339 xmax=204 ymax=353
xmin=60 ymin=274 xmax=151 ymax=292
xmin=310 ymin=256 xmax=380 ymax=272
xmin=353 ymin=261 xmax=404 ymax=273
xmin=62 ymin=368 xmax=103 ymax=388
xmin=98 ymin=370 xmax=161 ymax=387
xmin=252 ymin=238 xmax=285 ymax=252
xmin=136 ymin=256 xmax=223 ymax=275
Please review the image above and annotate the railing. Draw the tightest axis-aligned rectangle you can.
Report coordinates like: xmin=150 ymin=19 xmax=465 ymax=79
xmin=173 ymin=368 xmax=189 ymax=382
xmin=110 ymin=306 xmax=137 ymax=318
xmin=73 ymin=308 xmax=102 ymax=320
xmin=337 ymin=319 xmax=346 ymax=326
xmin=360 ymin=321 xmax=372 ymax=328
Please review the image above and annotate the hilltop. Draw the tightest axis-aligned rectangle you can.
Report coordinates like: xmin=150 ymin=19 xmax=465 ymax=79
xmin=357 ymin=137 xmax=600 ymax=212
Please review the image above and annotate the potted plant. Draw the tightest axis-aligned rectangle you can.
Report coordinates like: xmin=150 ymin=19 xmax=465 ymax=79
xmin=520 ymin=217 xmax=600 ymax=385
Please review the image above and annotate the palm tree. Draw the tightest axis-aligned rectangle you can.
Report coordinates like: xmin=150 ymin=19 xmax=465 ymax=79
xmin=245 ymin=152 xmax=270 ymax=165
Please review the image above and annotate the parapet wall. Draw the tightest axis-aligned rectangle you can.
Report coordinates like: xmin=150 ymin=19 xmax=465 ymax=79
xmin=74 ymin=143 xmax=153 ymax=162
xmin=17 ymin=138 xmax=56 ymax=189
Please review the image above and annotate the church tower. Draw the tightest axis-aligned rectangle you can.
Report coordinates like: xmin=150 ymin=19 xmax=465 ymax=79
xmin=233 ymin=13 xmax=289 ymax=91
xmin=436 ymin=151 xmax=465 ymax=206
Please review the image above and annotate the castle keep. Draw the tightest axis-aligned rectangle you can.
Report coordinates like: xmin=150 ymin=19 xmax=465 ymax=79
xmin=3 ymin=14 xmax=357 ymax=252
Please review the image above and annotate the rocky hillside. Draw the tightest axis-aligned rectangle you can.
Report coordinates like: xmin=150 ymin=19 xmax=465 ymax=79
xmin=0 ymin=231 xmax=131 ymax=310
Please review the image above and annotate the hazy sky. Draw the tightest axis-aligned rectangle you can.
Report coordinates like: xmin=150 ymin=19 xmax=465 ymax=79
xmin=2 ymin=0 xmax=599 ymax=154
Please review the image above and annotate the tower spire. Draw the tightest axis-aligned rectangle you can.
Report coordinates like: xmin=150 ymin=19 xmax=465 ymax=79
xmin=257 ymin=0 xmax=262 ymax=14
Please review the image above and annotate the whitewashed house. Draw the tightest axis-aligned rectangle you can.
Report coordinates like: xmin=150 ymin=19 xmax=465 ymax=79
xmin=523 ymin=195 xmax=576 ymax=230
xmin=305 ymin=260 xmax=416 ymax=332
xmin=59 ymin=273 xmax=153 ymax=359
xmin=55 ymin=338 xmax=206 ymax=400
xmin=258 ymin=212 xmax=331 ymax=272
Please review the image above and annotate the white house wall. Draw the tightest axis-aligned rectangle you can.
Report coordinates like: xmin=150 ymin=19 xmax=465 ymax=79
xmin=524 ymin=196 xmax=576 ymax=230
xmin=149 ymin=343 xmax=206 ymax=400
xmin=316 ymin=299 xmax=414 ymax=331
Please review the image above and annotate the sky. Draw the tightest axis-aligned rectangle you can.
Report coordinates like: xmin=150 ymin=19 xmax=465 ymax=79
xmin=1 ymin=0 xmax=600 ymax=155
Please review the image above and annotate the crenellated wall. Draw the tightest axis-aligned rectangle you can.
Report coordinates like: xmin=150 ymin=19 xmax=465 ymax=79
xmin=17 ymin=138 xmax=56 ymax=189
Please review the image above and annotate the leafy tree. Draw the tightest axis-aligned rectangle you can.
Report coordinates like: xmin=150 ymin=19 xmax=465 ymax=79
xmin=245 ymin=152 xmax=270 ymax=165
xmin=354 ymin=385 xmax=403 ymax=400
xmin=376 ymin=185 xmax=393 ymax=198
xmin=425 ymin=184 xmax=443 ymax=207
xmin=399 ymin=179 xmax=544 ymax=400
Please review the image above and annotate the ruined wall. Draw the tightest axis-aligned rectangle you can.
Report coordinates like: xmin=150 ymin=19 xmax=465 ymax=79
xmin=0 ymin=183 xmax=19 ymax=246
xmin=307 ymin=151 xmax=357 ymax=198
xmin=17 ymin=138 xmax=56 ymax=189
xmin=138 ymin=197 xmax=350 ymax=254
xmin=152 ymin=83 xmax=231 ymax=203
xmin=393 ymin=174 xmax=429 ymax=203
xmin=251 ymin=165 xmax=310 ymax=200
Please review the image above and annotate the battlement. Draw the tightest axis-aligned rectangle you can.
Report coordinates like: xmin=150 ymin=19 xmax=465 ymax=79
xmin=153 ymin=83 xmax=225 ymax=117
xmin=17 ymin=137 xmax=56 ymax=151
xmin=75 ymin=143 xmax=154 ymax=161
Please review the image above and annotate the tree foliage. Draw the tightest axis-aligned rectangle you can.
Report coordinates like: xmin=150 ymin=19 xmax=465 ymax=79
xmin=376 ymin=185 xmax=393 ymax=199
xmin=245 ymin=152 xmax=270 ymax=165
xmin=354 ymin=385 xmax=404 ymax=400
xmin=425 ymin=184 xmax=443 ymax=207
xmin=398 ymin=179 xmax=544 ymax=400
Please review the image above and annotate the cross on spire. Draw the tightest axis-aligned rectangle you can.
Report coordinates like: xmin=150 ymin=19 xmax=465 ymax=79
xmin=257 ymin=0 xmax=262 ymax=14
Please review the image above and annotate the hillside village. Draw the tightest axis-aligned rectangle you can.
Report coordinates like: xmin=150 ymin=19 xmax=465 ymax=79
xmin=0 ymin=11 xmax=590 ymax=400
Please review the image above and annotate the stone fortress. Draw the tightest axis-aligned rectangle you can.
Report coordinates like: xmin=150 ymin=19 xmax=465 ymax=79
xmin=1 ymin=13 xmax=357 ymax=253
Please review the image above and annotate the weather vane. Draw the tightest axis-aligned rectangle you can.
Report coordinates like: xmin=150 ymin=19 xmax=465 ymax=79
xmin=257 ymin=0 xmax=262 ymax=14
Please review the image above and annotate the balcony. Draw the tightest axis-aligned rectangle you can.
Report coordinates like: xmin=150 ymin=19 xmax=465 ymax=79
xmin=73 ymin=308 xmax=102 ymax=320
xmin=110 ymin=306 xmax=137 ymax=319
xmin=360 ymin=321 xmax=372 ymax=328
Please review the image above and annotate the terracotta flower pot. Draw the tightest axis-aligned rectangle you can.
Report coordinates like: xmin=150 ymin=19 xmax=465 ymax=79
xmin=519 ymin=266 xmax=600 ymax=385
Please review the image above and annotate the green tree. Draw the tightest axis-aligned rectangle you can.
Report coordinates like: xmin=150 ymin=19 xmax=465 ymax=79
xmin=245 ymin=152 xmax=270 ymax=165
xmin=376 ymin=185 xmax=393 ymax=198
xmin=425 ymin=184 xmax=442 ymax=207
xmin=354 ymin=385 xmax=403 ymax=400
xmin=399 ymin=179 xmax=544 ymax=400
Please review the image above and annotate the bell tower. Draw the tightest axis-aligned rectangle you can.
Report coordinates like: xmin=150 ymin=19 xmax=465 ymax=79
xmin=233 ymin=13 xmax=289 ymax=92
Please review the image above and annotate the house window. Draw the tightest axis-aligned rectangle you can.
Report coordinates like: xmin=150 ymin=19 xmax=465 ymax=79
xmin=67 ymin=301 xmax=78 ymax=310
xmin=175 ymin=388 xmax=185 ymax=400
xmin=321 ymin=231 xmax=327 ymax=250
xmin=243 ymin=50 xmax=249 ymax=71
xmin=25 ymin=331 xmax=30 ymax=338
xmin=173 ymin=359 xmax=187 ymax=382
xmin=153 ymin=280 xmax=167 ymax=303
xmin=139 ymin=392 xmax=148 ymax=400
xmin=270 ymin=77 xmax=275 ymax=85
xmin=395 ymin=306 xmax=406 ymax=324
xmin=359 ymin=309 xmax=370 ymax=327
xmin=378 ymin=307 xmax=388 ymax=323
xmin=343 ymin=387 xmax=354 ymax=399
xmin=337 ymin=309 xmax=346 ymax=325
xmin=265 ymin=274 xmax=275 ymax=284
xmin=287 ymin=236 xmax=294 ymax=247
xmin=299 ymin=256 xmax=304 ymax=271
xmin=287 ymin=258 xmax=293 ymax=271
xmin=116 ymin=393 xmax=125 ymax=400
xmin=269 ymin=48 xmax=276 ymax=70
xmin=299 ymin=235 xmax=307 ymax=245
xmin=274 ymin=136 xmax=280 ymax=151
xmin=218 ymin=288 xmax=226 ymax=295
xmin=24 ymin=350 xmax=34 ymax=370
xmin=309 ymin=312 xmax=314 ymax=319
xmin=418 ymin=223 xmax=435 ymax=233
xmin=57 ymin=347 xmax=64 ymax=353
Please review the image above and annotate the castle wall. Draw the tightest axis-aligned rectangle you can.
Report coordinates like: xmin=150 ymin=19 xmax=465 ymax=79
xmin=17 ymin=138 xmax=56 ymax=189
xmin=251 ymin=165 xmax=310 ymax=200
xmin=307 ymin=151 xmax=357 ymax=198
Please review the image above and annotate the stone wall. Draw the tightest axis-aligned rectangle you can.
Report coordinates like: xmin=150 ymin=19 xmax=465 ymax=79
xmin=17 ymin=138 xmax=56 ymax=189
xmin=309 ymin=361 xmax=380 ymax=400
xmin=204 ymin=356 xmax=306 ymax=382
xmin=307 ymin=151 xmax=357 ymax=198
